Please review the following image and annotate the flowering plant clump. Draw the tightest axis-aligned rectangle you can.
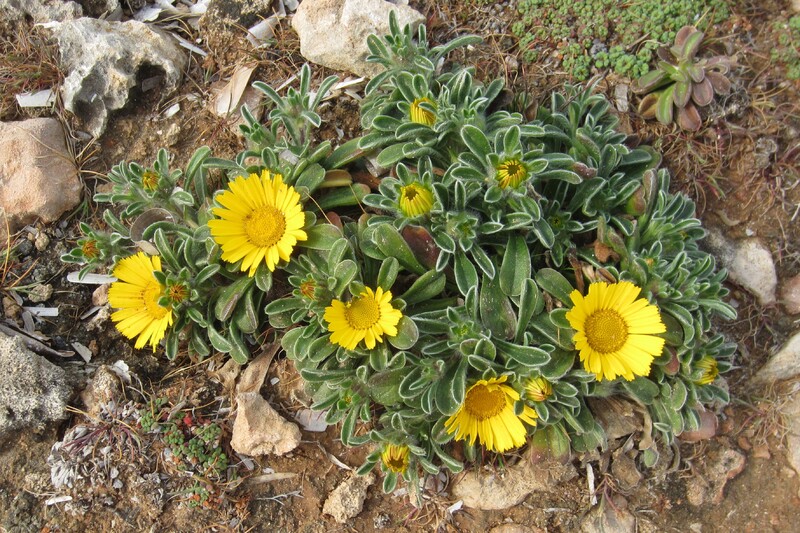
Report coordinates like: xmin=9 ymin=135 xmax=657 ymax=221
xmin=64 ymin=13 xmax=736 ymax=493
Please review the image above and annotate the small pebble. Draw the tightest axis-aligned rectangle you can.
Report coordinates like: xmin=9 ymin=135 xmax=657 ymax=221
xmin=28 ymin=284 xmax=53 ymax=303
xmin=35 ymin=232 xmax=50 ymax=251
xmin=15 ymin=240 xmax=33 ymax=257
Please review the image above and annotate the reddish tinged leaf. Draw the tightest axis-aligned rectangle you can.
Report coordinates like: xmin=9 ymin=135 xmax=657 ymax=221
xmin=656 ymin=46 xmax=673 ymax=62
xmin=705 ymin=55 xmax=731 ymax=74
xmin=677 ymin=103 xmax=702 ymax=131
xmin=673 ymin=80 xmax=691 ymax=107
xmin=637 ymin=92 xmax=660 ymax=119
xmin=673 ymin=25 xmax=696 ymax=49
xmin=692 ymin=77 xmax=714 ymax=106
xmin=401 ymin=225 xmax=440 ymax=269
xmin=679 ymin=409 xmax=718 ymax=442
xmin=677 ymin=28 xmax=704 ymax=60
xmin=632 ymin=69 xmax=669 ymax=94
xmin=656 ymin=86 xmax=675 ymax=125
xmin=688 ymin=64 xmax=705 ymax=83
xmin=706 ymin=70 xmax=731 ymax=95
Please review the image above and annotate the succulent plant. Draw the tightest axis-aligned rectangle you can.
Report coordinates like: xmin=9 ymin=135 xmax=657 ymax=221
xmin=633 ymin=25 xmax=733 ymax=130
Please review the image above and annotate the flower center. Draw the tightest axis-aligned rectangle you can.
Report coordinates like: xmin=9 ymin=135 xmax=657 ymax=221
xmin=168 ymin=283 xmax=188 ymax=304
xmin=345 ymin=296 xmax=381 ymax=330
xmin=584 ymin=309 xmax=628 ymax=354
xmin=403 ymin=186 xmax=419 ymax=201
xmin=464 ymin=384 xmax=506 ymax=421
xmin=143 ymin=281 xmax=169 ymax=319
xmin=141 ymin=171 xmax=159 ymax=191
xmin=498 ymin=159 xmax=527 ymax=188
xmin=81 ymin=239 xmax=99 ymax=259
xmin=245 ymin=205 xmax=286 ymax=248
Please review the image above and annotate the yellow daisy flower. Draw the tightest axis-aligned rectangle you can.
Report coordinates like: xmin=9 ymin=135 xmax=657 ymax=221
xmin=445 ymin=376 xmax=537 ymax=453
xmin=525 ymin=376 xmax=553 ymax=402
xmin=496 ymin=158 xmax=528 ymax=189
xmin=208 ymin=170 xmax=307 ymax=276
xmin=693 ymin=356 xmax=719 ymax=385
xmin=566 ymin=281 xmax=666 ymax=382
xmin=409 ymin=97 xmax=436 ymax=126
xmin=381 ymin=444 xmax=410 ymax=474
xmin=324 ymin=286 xmax=403 ymax=350
xmin=108 ymin=252 xmax=173 ymax=352
xmin=398 ymin=182 xmax=434 ymax=218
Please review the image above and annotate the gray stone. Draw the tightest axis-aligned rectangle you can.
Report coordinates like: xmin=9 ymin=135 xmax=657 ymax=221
xmin=580 ymin=495 xmax=635 ymax=533
xmin=0 ymin=118 xmax=81 ymax=241
xmin=292 ymin=0 xmax=425 ymax=78
xmin=452 ymin=459 xmax=576 ymax=510
xmin=0 ymin=0 xmax=82 ymax=23
xmin=685 ymin=447 xmax=745 ymax=506
xmin=80 ymin=365 xmax=122 ymax=418
xmin=0 ymin=332 xmax=73 ymax=439
xmin=27 ymin=284 xmax=53 ymax=303
xmin=753 ymin=331 xmax=800 ymax=385
xmin=703 ymin=229 xmax=777 ymax=306
xmin=45 ymin=18 xmax=187 ymax=137
xmin=199 ymin=0 xmax=273 ymax=57
xmin=322 ymin=473 xmax=374 ymax=524
xmin=781 ymin=274 xmax=800 ymax=315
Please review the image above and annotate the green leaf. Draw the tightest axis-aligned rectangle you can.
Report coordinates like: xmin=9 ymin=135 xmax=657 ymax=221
xmin=400 ymin=270 xmax=446 ymax=305
xmin=388 ymin=316 xmax=418 ymax=350
xmin=301 ymin=223 xmax=343 ymax=250
xmin=495 ymin=338 xmax=550 ymax=367
xmin=370 ymin=223 xmax=426 ymax=275
xmin=515 ymin=278 xmax=543 ymax=343
xmin=434 ymin=358 xmax=468 ymax=416
xmin=254 ymin=265 xmax=272 ymax=293
xmin=376 ymin=143 xmax=407 ymax=167
xmin=316 ymin=183 xmax=370 ymax=210
xmin=499 ymin=234 xmax=531 ymax=298
xmin=207 ymin=324 xmax=233 ymax=353
xmin=479 ymin=273 xmax=516 ymax=340
xmin=534 ymin=268 xmax=574 ymax=305
xmin=323 ymin=137 xmax=367 ymax=169
xmin=228 ymin=323 xmax=250 ymax=364
xmin=233 ymin=285 xmax=260 ymax=334
xmin=454 ymin=250 xmax=478 ymax=296
xmin=295 ymin=163 xmax=326 ymax=192
xmin=195 ymin=264 xmax=220 ymax=285
xmin=622 ymin=378 xmax=660 ymax=405
xmin=377 ymin=257 xmax=400 ymax=291
xmin=214 ymin=276 xmax=254 ymax=322
xmin=461 ymin=124 xmax=491 ymax=159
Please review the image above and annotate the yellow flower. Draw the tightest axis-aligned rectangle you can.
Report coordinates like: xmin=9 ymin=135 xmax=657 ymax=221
xmin=398 ymin=182 xmax=434 ymax=217
xmin=208 ymin=170 xmax=307 ymax=276
xmin=566 ymin=281 xmax=666 ymax=382
xmin=496 ymin=158 xmax=528 ymax=189
xmin=525 ymin=376 xmax=553 ymax=402
xmin=381 ymin=444 xmax=410 ymax=474
xmin=324 ymin=286 xmax=403 ymax=350
xmin=694 ymin=356 xmax=719 ymax=385
xmin=141 ymin=170 xmax=159 ymax=191
xmin=409 ymin=97 xmax=436 ymax=126
xmin=445 ymin=376 xmax=537 ymax=453
xmin=108 ymin=252 xmax=173 ymax=351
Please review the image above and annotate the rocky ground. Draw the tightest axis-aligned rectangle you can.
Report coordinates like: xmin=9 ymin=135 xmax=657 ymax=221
xmin=1 ymin=0 xmax=800 ymax=532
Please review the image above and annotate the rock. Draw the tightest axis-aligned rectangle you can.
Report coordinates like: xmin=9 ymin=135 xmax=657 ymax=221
xmin=92 ymin=284 xmax=110 ymax=306
xmin=753 ymin=331 xmax=800 ymax=385
xmin=27 ymin=283 xmax=53 ymax=303
xmin=783 ymin=392 xmax=800 ymax=491
xmin=292 ymin=0 xmax=425 ymax=78
xmin=80 ymin=365 xmax=122 ymax=419
xmin=794 ymin=0 xmax=800 ymax=13
xmin=34 ymin=231 xmax=50 ymax=251
xmin=781 ymin=274 xmax=800 ymax=315
xmin=0 ymin=118 xmax=81 ymax=240
xmin=322 ymin=473 xmax=374 ymax=524
xmin=45 ymin=18 xmax=187 ymax=137
xmin=580 ymin=495 xmax=635 ymax=533
xmin=489 ymin=524 xmax=539 ymax=533
xmin=702 ymin=229 xmax=777 ymax=306
xmin=685 ymin=447 xmax=745 ymax=506
xmin=452 ymin=459 xmax=576 ymax=510
xmin=0 ymin=0 xmax=82 ymax=22
xmin=231 ymin=347 xmax=300 ymax=456
xmin=0 ymin=332 xmax=73 ymax=439
xmin=231 ymin=392 xmax=301 ymax=456
xmin=2 ymin=296 xmax=21 ymax=320
xmin=611 ymin=449 xmax=642 ymax=491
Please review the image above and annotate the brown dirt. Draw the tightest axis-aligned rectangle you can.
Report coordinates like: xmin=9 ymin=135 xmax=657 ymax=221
xmin=1 ymin=0 xmax=800 ymax=532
